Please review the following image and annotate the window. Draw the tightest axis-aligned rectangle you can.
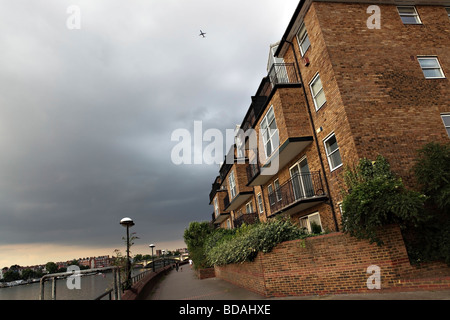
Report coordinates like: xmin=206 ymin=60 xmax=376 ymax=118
xmin=442 ymin=114 xmax=450 ymax=137
xmin=290 ymin=157 xmax=314 ymax=200
xmin=397 ymin=6 xmax=421 ymax=24
xmin=245 ymin=201 xmax=254 ymax=214
xmin=273 ymin=179 xmax=282 ymax=202
xmin=226 ymin=219 xmax=231 ymax=229
xmin=214 ymin=197 xmax=219 ymax=217
xmin=228 ymin=171 xmax=236 ymax=199
xmin=309 ymin=74 xmax=326 ymax=111
xmin=296 ymin=23 xmax=310 ymax=56
xmin=257 ymin=193 xmax=264 ymax=214
xmin=338 ymin=202 xmax=344 ymax=215
xmin=418 ymin=57 xmax=445 ymax=79
xmin=261 ymin=106 xmax=279 ymax=158
xmin=446 ymin=7 xmax=450 ymax=20
xmin=299 ymin=212 xmax=323 ymax=234
xmin=268 ymin=184 xmax=275 ymax=205
xmin=324 ymin=133 xmax=343 ymax=171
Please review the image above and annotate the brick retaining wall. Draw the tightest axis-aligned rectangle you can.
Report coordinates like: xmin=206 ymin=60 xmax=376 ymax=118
xmin=215 ymin=225 xmax=450 ymax=297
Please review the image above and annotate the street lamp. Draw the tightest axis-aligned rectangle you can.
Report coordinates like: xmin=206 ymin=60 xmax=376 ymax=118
xmin=120 ymin=217 xmax=134 ymax=290
xmin=149 ymin=244 xmax=155 ymax=272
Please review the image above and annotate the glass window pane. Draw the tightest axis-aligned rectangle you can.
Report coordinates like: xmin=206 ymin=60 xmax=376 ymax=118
xmin=400 ymin=15 xmax=420 ymax=24
xmin=325 ymin=135 xmax=338 ymax=154
xmin=265 ymin=141 xmax=272 ymax=157
xmin=422 ymin=68 xmax=443 ymax=78
xmin=442 ymin=115 xmax=450 ymax=126
xmin=418 ymin=58 xmax=439 ymax=68
xmin=299 ymin=217 xmax=308 ymax=231
xmin=311 ymin=76 xmax=323 ymax=95
xmin=315 ymin=90 xmax=326 ymax=108
xmin=298 ymin=24 xmax=306 ymax=39
xmin=309 ymin=214 xmax=321 ymax=228
xmin=261 ymin=118 xmax=267 ymax=130
xmin=301 ymin=35 xmax=311 ymax=55
xmin=446 ymin=128 xmax=450 ymax=137
xmin=330 ymin=150 xmax=343 ymax=169
xmin=269 ymin=121 xmax=277 ymax=134
xmin=267 ymin=108 xmax=275 ymax=123
xmin=398 ymin=6 xmax=416 ymax=14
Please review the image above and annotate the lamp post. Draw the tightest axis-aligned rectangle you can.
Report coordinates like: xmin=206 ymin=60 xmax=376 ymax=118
xmin=120 ymin=217 xmax=134 ymax=290
xmin=149 ymin=244 xmax=155 ymax=272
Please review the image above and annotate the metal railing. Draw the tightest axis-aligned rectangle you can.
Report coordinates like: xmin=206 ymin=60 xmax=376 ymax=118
xmin=233 ymin=212 xmax=259 ymax=228
xmin=39 ymin=266 xmax=121 ymax=300
xmin=246 ymin=161 xmax=261 ymax=183
xmin=267 ymin=171 xmax=326 ymax=213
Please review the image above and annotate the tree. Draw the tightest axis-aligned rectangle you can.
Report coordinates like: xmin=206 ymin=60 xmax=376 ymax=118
xmin=45 ymin=262 xmax=58 ymax=274
xmin=413 ymin=141 xmax=450 ymax=215
xmin=341 ymin=155 xmax=427 ymax=245
xmin=408 ymin=142 xmax=450 ymax=265
xmin=183 ymin=221 xmax=214 ymax=269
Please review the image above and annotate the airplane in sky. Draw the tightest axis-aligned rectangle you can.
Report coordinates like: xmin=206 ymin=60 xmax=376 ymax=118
xmin=199 ymin=30 xmax=206 ymax=38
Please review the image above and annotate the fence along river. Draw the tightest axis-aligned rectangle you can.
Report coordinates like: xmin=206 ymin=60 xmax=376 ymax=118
xmin=0 ymin=262 xmax=170 ymax=300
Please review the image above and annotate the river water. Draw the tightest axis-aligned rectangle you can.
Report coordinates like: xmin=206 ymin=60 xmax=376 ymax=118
xmin=0 ymin=269 xmax=147 ymax=300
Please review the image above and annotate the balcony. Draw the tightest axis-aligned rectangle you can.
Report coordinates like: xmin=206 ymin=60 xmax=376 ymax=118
xmin=240 ymin=63 xmax=301 ymax=135
xmin=267 ymin=171 xmax=327 ymax=217
xmin=224 ymin=187 xmax=253 ymax=211
xmin=233 ymin=212 xmax=259 ymax=229
xmin=213 ymin=194 xmax=231 ymax=225
xmin=246 ymin=137 xmax=313 ymax=186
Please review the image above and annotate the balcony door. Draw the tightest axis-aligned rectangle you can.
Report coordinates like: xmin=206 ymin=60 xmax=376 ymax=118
xmin=268 ymin=44 xmax=288 ymax=85
xmin=290 ymin=158 xmax=314 ymax=201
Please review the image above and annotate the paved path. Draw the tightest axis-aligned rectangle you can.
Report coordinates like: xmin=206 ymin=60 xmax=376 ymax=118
xmin=146 ymin=266 xmax=265 ymax=300
xmin=146 ymin=266 xmax=450 ymax=300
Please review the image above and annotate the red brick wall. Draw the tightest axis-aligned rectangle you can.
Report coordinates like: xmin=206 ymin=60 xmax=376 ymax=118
xmin=215 ymin=225 xmax=450 ymax=297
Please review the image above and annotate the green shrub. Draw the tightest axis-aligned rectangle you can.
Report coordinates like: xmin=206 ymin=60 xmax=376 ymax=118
xmin=205 ymin=218 xmax=309 ymax=266
xmin=408 ymin=141 xmax=450 ymax=265
xmin=341 ymin=155 xmax=427 ymax=246
xmin=413 ymin=141 xmax=450 ymax=214
xmin=183 ymin=221 xmax=214 ymax=269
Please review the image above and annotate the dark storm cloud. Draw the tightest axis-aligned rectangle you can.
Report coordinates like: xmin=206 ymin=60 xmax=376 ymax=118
xmin=0 ymin=0 xmax=299 ymax=251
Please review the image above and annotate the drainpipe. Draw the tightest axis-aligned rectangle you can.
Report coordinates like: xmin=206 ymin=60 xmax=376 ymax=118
xmin=284 ymin=40 xmax=339 ymax=232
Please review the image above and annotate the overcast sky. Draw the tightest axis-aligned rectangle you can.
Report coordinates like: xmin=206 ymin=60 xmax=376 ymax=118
xmin=0 ymin=0 xmax=299 ymax=267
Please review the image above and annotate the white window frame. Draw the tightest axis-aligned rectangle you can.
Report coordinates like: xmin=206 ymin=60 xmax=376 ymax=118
xmin=268 ymin=184 xmax=275 ymax=205
xmin=418 ymin=57 xmax=445 ymax=79
xmin=296 ymin=23 xmax=311 ymax=57
xmin=228 ymin=171 xmax=236 ymax=199
xmin=441 ymin=114 xmax=450 ymax=138
xmin=214 ymin=197 xmax=219 ymax=217
xmin=309 ymin=73 xmax=326 ymax=111
xmin=397 ymin=6 xmax=422 ymax=24
xmin=257 ymin=193 xmax=264 ymax=214
xmin=273 ymin=178 xmax=282 ymax=202
xmin=245 ymin=200 xmax=254 ymax=214
xmin=260 ymin=106 xmax=279 ymax=158
xmin=299 ymin=212 xmax=323 ymax=234
xmin=323 ymin=132 xmax=343 ymax=172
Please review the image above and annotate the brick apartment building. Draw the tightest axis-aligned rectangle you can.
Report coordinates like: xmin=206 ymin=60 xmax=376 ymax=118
xmin=209 ymin=0 xmax=450 ymax=233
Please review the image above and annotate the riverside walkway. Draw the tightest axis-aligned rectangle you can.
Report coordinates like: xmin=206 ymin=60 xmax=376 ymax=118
xmin=145 ymin=265 xmax=450 ymax=300
xmin=146 ymin=265 xmax=265 ymax=300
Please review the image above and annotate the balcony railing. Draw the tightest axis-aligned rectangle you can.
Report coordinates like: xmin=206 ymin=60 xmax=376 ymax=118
xmin=246 ymin=161 xmax=261 ymax=184
xmin=267 ymin=171 xmax=326 ymax=214
xmin=260 ymin=63 xmax=300 ymax=96
xmin=233 ymin=212 xmax=259 ymax=229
